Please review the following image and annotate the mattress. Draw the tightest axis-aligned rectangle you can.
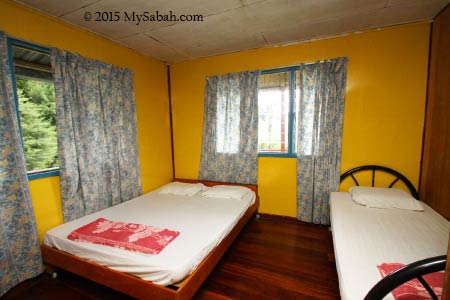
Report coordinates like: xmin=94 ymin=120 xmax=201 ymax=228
xmin=330 ymin=192 xmax=449 ymax=300
xmin=44 ymin=187 xmax=255 ymax=286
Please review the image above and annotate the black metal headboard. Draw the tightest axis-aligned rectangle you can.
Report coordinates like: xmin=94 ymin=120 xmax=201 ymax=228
xmin=340 ymin=165 xmax=419 ymax=199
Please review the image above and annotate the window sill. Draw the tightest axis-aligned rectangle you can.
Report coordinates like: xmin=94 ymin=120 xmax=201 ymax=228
xmin=258 ymin=153 xmax=297 ymax=158
xmin=27 ymin=168 xmax=60 ymax=180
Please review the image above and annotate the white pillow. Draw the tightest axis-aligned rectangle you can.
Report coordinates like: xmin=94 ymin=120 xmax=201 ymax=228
xmin=159 ymin=182 xmax=206 ymax=196
xmin=349 ymin=186 xmax=424 ymax=211
xmin=201 ymin=185 xmax=252 ymax=200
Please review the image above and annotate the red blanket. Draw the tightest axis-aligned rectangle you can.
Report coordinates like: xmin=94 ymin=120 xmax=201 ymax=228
xmin=377 ymin=263 xmax=444 ymax=300
xmin=67 ymin=218 xmax=179 ymax=255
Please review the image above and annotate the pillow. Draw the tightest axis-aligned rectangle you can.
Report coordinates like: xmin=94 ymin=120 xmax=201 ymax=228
xmin=159 ymin=182 xmax=206 ymax=196
xmin=349 ymin=186 xmax=424 ymax=211
xmin=201 ymin=185 xmax=252 ymax=200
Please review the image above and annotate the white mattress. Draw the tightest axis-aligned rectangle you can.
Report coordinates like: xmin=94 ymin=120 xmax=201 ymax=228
xmin=330 ymin=192 xmax=449 ymax=300
xmin=44 ymin=188 xmax=255 ymax=286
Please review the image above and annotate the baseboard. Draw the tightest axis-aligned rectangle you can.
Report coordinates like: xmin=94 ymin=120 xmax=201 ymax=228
xmin=258 ymin=213 xmax=299 ymax=224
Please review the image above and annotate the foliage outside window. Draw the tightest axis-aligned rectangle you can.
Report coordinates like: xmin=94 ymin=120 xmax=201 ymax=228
xmin=16 ymin=79 xmax=58 ymax=171
xmin=9 ymin=41 xmax=58 ymax=177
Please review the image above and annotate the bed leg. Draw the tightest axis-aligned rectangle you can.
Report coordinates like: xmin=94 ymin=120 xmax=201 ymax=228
xmin=326 ymin=228 xmax=335 ymax=263
xmin=45 ymin=265 xmax=58 ymax=279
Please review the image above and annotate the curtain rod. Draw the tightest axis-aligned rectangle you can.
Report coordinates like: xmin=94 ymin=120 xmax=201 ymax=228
xmin=260 ymin=57 xmax=348 ymax=73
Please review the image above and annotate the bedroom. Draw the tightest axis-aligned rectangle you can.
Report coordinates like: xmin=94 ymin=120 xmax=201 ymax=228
xmin=0 ymin=0 xmax=449 ymax=299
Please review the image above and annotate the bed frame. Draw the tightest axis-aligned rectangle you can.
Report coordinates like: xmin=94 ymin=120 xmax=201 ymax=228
xmin=41 ymin=179 xmax=259 ymax=300
xmin=340 ymin=165 xmax=419 ymax=199
xmin=339 ymin=165 xmax=445 ymax=299
xmin=364 ymin=255 xmax=446 ymax=300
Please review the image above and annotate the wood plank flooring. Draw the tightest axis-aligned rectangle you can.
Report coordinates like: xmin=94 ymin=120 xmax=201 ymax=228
xmin=1 ymin=215 xmax=340 ymax=300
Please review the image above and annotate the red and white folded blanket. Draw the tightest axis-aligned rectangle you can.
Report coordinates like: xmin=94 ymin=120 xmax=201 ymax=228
xmin=377 ymin=263 xmax=444 ymax=300
xmin=67 ymin=218 xmax=179 ymax=255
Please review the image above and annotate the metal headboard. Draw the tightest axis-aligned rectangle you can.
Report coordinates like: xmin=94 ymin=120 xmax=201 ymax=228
xmin=340 ymin=165 xmax=419 ymax=199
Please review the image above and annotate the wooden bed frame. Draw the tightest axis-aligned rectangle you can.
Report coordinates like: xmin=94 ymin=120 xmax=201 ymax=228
xmin=41 ymin=179 xmax=259 ymax=300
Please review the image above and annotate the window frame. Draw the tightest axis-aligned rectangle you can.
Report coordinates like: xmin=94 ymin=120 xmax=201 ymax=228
xmin=258 ymin=66 xmax=298 ymax=158
xmin=6 ymin=37 xmax=59 ymax=180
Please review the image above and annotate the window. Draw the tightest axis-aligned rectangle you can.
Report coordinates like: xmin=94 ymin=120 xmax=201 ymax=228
xmin=7 ymin=38 xmax=59 ymax=179
xmin=258 ymin=67 xmax=298 ymax=157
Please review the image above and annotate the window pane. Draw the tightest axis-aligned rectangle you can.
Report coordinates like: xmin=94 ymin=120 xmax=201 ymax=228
xmin=258 ymin=72 xmax=290 ymax=153
xmin=12 ymin=45 xmax=58 ymax=172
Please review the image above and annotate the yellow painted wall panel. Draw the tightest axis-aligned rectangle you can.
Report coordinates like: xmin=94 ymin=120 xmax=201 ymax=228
xmin=171 ymin=23 xmax=430 ymax=218
xmin=0 ymin=1 xmax=172 ymax=239
xmin=28 ymin=177 xmax=62 ymax=242
xmin=258 ymin=157 xmax=297 ymax=218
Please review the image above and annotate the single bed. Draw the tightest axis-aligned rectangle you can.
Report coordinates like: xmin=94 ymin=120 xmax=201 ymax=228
xmin=330 ymin=165 xmax=450 ymax=300
xmin=41 ymin=179 xmax=259 ymax=300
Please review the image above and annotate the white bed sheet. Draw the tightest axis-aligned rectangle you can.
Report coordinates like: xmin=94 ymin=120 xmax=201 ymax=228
xmin=44 ymin=188 xmax=255 ymax=286
xmin=330 ymin=192 xmax=449 ymax=300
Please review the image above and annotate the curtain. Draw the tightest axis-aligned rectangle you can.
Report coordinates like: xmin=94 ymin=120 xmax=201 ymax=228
xmin=51 ymin=49 xmax=142 ymax=222
xmin=199 ymin=71 xmax=259 ymax=184
xmin=0 ymin=32 xmax=43 ymax=297
xmin=296 ymin=57 xmax=348 ymax=225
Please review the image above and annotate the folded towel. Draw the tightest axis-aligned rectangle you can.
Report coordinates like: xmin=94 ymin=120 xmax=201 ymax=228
xmin=378 ymin=262 xmax=444 ymax=300
xmin=68 ymin=218 xmax=179 ymax=254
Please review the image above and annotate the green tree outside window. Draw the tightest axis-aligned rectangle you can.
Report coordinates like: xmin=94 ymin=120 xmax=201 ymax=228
xmin=16 ymin=79 xmax=58 ymax=171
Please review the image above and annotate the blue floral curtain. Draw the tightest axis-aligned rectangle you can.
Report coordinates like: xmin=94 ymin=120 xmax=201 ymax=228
xmin=199 ymin=71 xmax=259 ymax=184
xmin=51 ymin=49 xmax=142 ymax=222
xmin=296 ymin=57 xmax=348 ymax=225
xmin=0 ymin=32 xmax=43 ymax=297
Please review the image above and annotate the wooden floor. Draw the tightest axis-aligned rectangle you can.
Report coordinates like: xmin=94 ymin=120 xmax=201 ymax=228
xmin=1 ymin=215 xmax=340 ymax=300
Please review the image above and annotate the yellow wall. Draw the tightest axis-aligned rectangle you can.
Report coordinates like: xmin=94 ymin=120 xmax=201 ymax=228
xmin=170 ymin=23 xmax=430 ymax=217
xmin=0 ymin=1 xmax=173 ymax=239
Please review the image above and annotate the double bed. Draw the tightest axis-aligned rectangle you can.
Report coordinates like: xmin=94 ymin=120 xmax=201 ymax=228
xmin=41 ymin=179 xmax=259 ymax=300
xmin=330 ymin=165 xmax=449 ymax=300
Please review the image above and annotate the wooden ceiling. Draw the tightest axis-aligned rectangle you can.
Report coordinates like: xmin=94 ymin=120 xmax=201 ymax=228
xmin=14 ymin=0 xmax=450 ymax=63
